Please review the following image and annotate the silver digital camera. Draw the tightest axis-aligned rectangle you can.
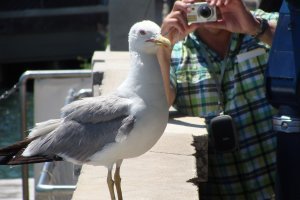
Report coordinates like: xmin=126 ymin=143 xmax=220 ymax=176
xmin=187 ymin=2 xmax=217 ymax=24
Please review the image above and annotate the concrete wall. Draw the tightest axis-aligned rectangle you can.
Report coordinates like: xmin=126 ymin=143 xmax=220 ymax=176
xmin=109 ymin=0 xmax=163 ymax=51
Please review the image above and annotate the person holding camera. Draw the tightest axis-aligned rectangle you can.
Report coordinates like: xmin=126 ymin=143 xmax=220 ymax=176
xmin=157 ymin=0 xmax=279 ymax=199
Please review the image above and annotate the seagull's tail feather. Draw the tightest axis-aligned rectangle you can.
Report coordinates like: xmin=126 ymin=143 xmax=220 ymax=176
xmin=1 ymin=150 xmax=62 ymax=165
xmin=0 ymin=139 xmax=63 ymax=165
xmin=0 ymin=119 xmax=62 ymax=165
xmin=0 ymin=138 xmax=35 ymax=156
xmin=0 ymin=138 xmax=51 ymax=165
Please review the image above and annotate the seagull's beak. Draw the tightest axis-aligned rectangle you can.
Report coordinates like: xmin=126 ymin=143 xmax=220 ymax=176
xmin=146 ymin=34 xmax=171 ymax=48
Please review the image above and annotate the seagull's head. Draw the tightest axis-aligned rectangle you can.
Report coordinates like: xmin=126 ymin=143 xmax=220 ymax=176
xmin=128 ymin=20 xmax=171 ymax=54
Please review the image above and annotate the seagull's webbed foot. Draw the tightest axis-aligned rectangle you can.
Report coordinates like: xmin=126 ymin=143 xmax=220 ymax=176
xmin=114 ymin=160 xmax=123 ymax=200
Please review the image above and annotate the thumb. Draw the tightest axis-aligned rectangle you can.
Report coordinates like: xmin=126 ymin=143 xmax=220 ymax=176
xmin=187 ymin=23 xmax=202 ymax=33
xmin=203 ymin=20 xmax=226 ymax=30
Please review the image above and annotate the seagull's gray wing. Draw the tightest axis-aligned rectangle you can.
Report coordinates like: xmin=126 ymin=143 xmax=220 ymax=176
xmin=29 ymin=115 xmax=135 ymax=162
xmin=26 ymin=94 xmax=136 ymax=162
xmin=61 ymin=94 xmax=132 ymax=123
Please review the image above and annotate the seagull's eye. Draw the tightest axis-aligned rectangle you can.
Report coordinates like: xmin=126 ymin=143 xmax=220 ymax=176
xmin=139 ymin=30 xmax=146 ymax=35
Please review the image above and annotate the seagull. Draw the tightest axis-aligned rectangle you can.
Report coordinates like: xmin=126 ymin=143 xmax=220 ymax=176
xmin=0 ymin=20 xmax=171 ymax=200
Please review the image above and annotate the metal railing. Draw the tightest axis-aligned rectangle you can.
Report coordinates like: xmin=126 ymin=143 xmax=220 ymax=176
xmin=36 ymin=162 xmax=76 ymax=194
xmin=36 ymin=87 xmax=92 ymax=196
xmin=19 ymin=70 xmax=92 ymax=200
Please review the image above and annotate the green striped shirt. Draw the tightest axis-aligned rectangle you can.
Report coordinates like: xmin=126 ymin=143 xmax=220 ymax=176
xmin=170 ymin=10 xmax=279 ymax=199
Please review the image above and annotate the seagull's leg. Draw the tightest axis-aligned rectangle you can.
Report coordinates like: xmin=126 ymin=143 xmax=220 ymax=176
xmin=114 ymin=159 xmax=123 ymax=200
xmin=107 ymin=166 xmax=116 ymax=200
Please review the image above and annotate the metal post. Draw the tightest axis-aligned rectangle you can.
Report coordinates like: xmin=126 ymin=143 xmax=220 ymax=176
xmin=19 ymin=73 xmax=30 ymax=200
xmin=18 ymin=70 xmax=92 ymax=200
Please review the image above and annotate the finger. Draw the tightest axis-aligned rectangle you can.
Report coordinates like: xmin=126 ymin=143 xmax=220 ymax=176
xmin=182 ymin=0 xmax=196 ymax=4
xmin=167 ymin=11 xmax=189 ymax=33
xmin=187 ymin=23 xmax=202 ymax=33
xmin=163 ymin=25 xmax=183 ymax=44
xmin=172 ymin=0 xmax=191 ymax=14
xmin=217 ymin=0 xmax=226 ymax=6
xmin=224 ymin=0 xmax=230 ymax=6
xmin=215 ymin=0 xmax=221 ymax=6
xmin=209 ymin=0 xmax=217 ymax=6
xmin=166 ymin=17 xmax=186 ymax=34
xmin=171 ymin=1 xmax=191 ymax=16
xmin=211 ymin=0 xmax=227 ymax=7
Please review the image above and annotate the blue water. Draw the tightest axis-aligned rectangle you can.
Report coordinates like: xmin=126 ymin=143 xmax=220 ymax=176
xmin=0 ymin=90 xmax=34 ymax=179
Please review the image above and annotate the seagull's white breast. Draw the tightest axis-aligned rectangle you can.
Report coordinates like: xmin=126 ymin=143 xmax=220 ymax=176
xmin=87 ymin=96 xmax=168 ymax=167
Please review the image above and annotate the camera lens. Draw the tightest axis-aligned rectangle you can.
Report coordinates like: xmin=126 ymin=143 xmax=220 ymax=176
xmin=198 ymin=5 xmax=212 ymax=18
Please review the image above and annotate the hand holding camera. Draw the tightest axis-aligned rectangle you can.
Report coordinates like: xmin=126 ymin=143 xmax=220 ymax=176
xmin=188 ymin=0 xmax=262 ymax=36
xmin=161 ymin=0 xmax=257 ymax=45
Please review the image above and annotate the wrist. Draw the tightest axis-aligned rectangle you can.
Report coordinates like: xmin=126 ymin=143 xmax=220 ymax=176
xmin=250 ymin=18 xmax=269 ymax=39
xmin=157 ymin=44 xmax=173 ymax=55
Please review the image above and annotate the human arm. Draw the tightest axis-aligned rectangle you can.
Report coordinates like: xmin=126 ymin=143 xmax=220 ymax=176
xmin=157 ymin=0 xmax=201 ymax=106
xmin=157 ymin=0 xmax=230 ymax=106
xmin=157 ymin=46 xmax=175 ymax=107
